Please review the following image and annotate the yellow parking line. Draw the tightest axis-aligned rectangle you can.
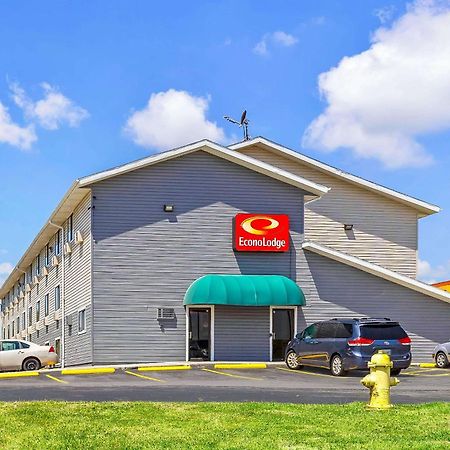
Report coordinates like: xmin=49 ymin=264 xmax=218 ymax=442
xmin=46 ymin=374 xmax=68 ymax=384
xmin=61 ymin=367 xmax=115 ymax=376
xmin=403 ymin=368 xmax=443 ymax=376
xmin=125 ymin=370 xmax=165 ymax=383
xmin=214 ymin=363 xmax=267 ymax=370
xmin=277 ymin=367 xmax=339 ymax=378
xmin=202 ymin=368 xmax=263 ymax=381
xmin=403 ymin=372 xmax=450 ymax=377
xmin=0 ymin=371 xmax=39 ymax=379
xmin=138 ymin=365 xmax=191 ymax=372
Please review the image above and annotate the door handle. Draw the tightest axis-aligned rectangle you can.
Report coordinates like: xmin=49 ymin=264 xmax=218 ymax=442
xmin=18 ymin=351 xmax=24 ymax=354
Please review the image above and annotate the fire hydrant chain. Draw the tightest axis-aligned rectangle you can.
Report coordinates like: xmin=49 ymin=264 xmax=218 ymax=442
xmin=361 ymin=350 xmax=399 ymax=409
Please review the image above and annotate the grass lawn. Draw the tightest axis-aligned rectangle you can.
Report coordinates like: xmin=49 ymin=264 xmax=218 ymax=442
xmin=0 ymin=402 xmax=449 ymax=449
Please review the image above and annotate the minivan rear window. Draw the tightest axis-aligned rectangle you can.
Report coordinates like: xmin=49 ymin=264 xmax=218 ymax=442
xmin=360 ymin=324 xmax=407 ymax=340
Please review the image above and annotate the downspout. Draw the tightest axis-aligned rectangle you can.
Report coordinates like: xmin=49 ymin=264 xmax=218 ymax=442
xmin=49 ymin=220 xmax=66 ymax=369
xmin=17 ymin=269 xmax=26 ymax=335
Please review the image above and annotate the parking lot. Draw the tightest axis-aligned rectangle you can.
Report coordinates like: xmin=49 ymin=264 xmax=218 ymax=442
xmin=0 ymin=364 xmax=448 ymax=403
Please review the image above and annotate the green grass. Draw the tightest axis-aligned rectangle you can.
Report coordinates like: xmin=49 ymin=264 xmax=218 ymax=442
xmin=0 ymin=402 xmax=449 ymax=449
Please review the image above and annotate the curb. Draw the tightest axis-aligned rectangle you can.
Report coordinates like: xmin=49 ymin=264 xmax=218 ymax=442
xmin=214 ymin=363 xmax=267 ymax=370
xmin=60 ymin=367 xmax=116 ymax=376
xmin=0 ymin=371 xmax=40 ymax=379
xmin=410 ymin=362 xmax=437 ymax=368
xmin=137 ymin=365 xmax=192 ymax=372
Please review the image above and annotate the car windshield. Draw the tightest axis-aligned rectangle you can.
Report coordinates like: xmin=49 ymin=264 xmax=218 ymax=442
xmin=360 ymin=324 xmax=407 ymax=340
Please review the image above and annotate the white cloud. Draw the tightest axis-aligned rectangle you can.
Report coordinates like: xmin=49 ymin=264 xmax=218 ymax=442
xmin=124 ymin=89 xmax=226 ymax=151
xmin=0 ymin=102 xmax=36 ymax=150
xmin=303 ymin=1 xmax=450 ymax=169
xmin=418 ymin=257 xmax=450 ymax=284
xmin=10 ymin=82 xmax=89 ymax=130
xmin=0 ymin=262 xmax=13 ymax=286
xmin=374 ymin=5 xmax=396 ymax=23
xmin=253 ymin=31 xmax=298 ymax=56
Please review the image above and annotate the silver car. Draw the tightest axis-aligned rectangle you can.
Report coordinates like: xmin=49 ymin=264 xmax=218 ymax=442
xmin=433 ymin=342 xmax=450 ymax=368
xmin=0 ymin=340 xmax=59 ymax=371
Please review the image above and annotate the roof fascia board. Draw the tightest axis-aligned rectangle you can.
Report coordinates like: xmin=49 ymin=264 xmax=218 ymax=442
xmin=229 ymin=137 xmax=440 ymax=217
xmin=302 ymin=241 xmax=450 ymax=304
xmin=79 ymin=140 xmax=329 ymax=196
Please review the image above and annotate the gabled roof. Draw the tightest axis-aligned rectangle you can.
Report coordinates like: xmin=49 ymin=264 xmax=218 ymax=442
xmin=79 ymin=139 xmax=329 ymax=197
xmin=229 ymin=137 xmax=440 ymax=218
xmin=302 ymin=241 xmax=450 ymax=304
xmin=1 ymin=140 xmax=329 ymax=298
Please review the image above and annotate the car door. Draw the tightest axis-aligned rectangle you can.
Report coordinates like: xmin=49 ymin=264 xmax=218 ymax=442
xmin=293 ymin=323 xmax=321 ymax=366
xmin=0 ymin=341 xmax=23 ymax=371
xmin=312 ymin=322 xmax=337 ymax=367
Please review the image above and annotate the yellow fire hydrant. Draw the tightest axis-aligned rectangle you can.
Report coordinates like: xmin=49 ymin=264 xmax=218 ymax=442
xmin=361 ymin=350 xmax=399 ymax=409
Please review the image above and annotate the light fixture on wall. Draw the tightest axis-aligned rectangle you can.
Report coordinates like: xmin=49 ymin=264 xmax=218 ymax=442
xmin=163 ymin=204 xmax=174 ymax=213
xmin=344 ymin=224 xmax=354 ymax=231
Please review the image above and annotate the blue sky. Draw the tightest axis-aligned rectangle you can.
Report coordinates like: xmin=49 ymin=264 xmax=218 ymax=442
xmin=0 ymin=0 xmax=449 ymax=283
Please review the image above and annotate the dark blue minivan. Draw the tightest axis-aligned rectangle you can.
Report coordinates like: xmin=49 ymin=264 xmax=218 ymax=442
xmin=285 ymin=318 xmax=411 ymax=376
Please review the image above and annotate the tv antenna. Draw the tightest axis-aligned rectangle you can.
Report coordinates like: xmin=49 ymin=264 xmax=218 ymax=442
xmin=224 ymin=110 xmax=250 ymax=141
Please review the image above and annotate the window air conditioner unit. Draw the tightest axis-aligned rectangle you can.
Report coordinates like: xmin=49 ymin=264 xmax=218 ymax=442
xmin=25 ymin=283 xmax=32 ymax=292
xmin=52 ymin=255 xmax=60 ymax=266
xmin=13 ymin=296 xmax=19 ymax=305
xmin=64 ymin=242 xmax=72 ymax=255
xmin=19 ymin=291 xmax=25 ymax=299
xmin=156 ymin=307 xmax=176 ymax=320
xmin=75 ymin=230 xmax=84 ymax=244
xmin=42 ymin=266 xmax=49 ymax=276
xmin=54 ymin=309 xmax=62 ymax=321
xmin=44 ymin=316 xmax=52 ymax=326
xmin=33 ymin=275 xmax=39 ymax=285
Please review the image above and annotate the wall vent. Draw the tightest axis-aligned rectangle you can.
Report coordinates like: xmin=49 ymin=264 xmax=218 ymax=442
xmin=157 ymin=307 xmax=175 ymax=320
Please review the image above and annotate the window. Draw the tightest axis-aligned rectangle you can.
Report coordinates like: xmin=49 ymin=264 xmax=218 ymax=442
xmin=22 ymin=312 xmax=26 ymax=331
xmin=20 ymin=342 xmax=30 ymax=349
xmin=1 ymin=341 xmax=20 ymax=351
xmin=56 ymin=320 xmax=60 ymax=330
xmin=45 ymin=244 xmax=50 ymax=266
xmin=44 ymin=294 xmax=49 ymax=317
xmin=36 ymin=300 xmax=40 ymax=323
xmin=55 ymin=338 xmax=61 ymax=356
xmin=36 ymin=254 xmax=41 ymax=276
xmin=67 ymin=215 xmax=74 ymax=242
xmin=55 ymin=285 xmax=61 ymax=311
xmin=15 ymin=317 xmax=19 ymax=335
xmin=303 ymin=324 xmax=319 ymax=339
xmin=28 ymin=306 xmax=33 ymax=326
xmin=360 ymin=324 xmax=407 ymax=340
xmin=55 ymin=230 xmax=61 ymax=255
xmin=11 ymin=321 xmax=15 ymax=337
xmin=334 ymin=322 xmax=354 ymax=339
xmin=316 ymin=322 xmax=336 ymax=339
xmin=78 ymin=309 xmax=86 ymax=333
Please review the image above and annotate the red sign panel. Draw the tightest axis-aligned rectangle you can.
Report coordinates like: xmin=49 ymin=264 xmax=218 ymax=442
xmin=234 ymin=214 xmax=290 ymax=252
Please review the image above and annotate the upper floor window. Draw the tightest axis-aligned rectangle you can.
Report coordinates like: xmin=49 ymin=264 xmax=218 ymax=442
xmin=55 ymin=230 xmax=61 ymax=256
xmin=45 ymin=244 xmax=50 ymax=267
xmin=28 ymin=306 xmax=33 ymax=326
xmin=55 ymin=285 xmax=61 ymax=311
xmin=78 ymin=309 xmax=86 ymax=334
xmin=36 ymin=300 xmax=40 ymax=323
xmin=35 ymin=254 xmax=41 ymax=276
xmin=67 ymin=215 xmax=74 ymax=242
xmin=44 ymin=294 xmax=49 ymax=317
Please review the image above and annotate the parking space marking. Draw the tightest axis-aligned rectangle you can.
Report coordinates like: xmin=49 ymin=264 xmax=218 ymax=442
xmin=46 ymin=374 xmax=68 ymax=384
xmin=202 ymin=368 xmax=263 ymax=381
xmin=277 ymin=367 xmax=340 ymax=379
xmin=403 ymin=368 xmax=446 ymax=376
xmin=403 ymin=372 xmax=450 ymax=377
xmin=125 ymin=370 xmax=165 ymax=382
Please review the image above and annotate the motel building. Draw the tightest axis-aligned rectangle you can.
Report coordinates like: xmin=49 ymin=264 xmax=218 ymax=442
xmin=1 ymin=137 xmax=450 ymax=367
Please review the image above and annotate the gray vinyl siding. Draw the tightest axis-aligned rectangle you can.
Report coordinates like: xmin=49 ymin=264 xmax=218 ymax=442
xmin=91 ymin=150 xmax=306 ymax=364
xmin=298 ymin=251 xmax=449 ymax=360
xmin=214 ymin=306 xmax=270 ymax=361
xmin=240 ymin=144 xmax=418 ymax=278
xmin=1 ymin=193 xmax=93 ymax=366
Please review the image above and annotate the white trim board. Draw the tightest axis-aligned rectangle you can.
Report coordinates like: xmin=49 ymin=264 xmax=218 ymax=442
xmin=79 ymin=140 xmax=329 ymax=197
xmin=229 ymin=137 xmax=440 ymax=217
xmin=302 ymin=241 xmax=450 ymax=305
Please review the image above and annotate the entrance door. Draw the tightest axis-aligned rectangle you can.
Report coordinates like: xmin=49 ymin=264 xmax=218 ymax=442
xmin=271 ymin=308 xmax=295 ymax=361
xmin=188 ymin=308 xmax=211 ymax=361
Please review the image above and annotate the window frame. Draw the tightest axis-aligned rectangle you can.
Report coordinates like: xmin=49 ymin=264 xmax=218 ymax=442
xmin=55 ymin=285 xmax=61 ymax=311
xmin=78 ymin=308 xmax=86 ymax=334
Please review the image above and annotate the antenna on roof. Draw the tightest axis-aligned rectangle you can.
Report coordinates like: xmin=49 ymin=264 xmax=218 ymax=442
xmin=224 ymin=110 xmax=250 ymax=141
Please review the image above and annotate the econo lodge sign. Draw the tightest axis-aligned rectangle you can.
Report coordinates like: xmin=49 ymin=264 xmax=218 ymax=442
xmin=234 ymin=214 xmax=290 ymax=252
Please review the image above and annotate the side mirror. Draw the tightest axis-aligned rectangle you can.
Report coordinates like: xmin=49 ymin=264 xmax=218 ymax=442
xmin=295 ymin=333 xmax=304 ymax=340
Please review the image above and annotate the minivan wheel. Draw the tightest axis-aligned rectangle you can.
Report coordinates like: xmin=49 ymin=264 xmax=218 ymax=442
xmin=435 ymin=352 xmax=449 ymax=368
xmin=285 ymin=350 xmax=302 ymax=370
xmin=22 ymin=357 xmax=41 ymax=371
xmin=330 ymin=354 xmax=346 ymax=377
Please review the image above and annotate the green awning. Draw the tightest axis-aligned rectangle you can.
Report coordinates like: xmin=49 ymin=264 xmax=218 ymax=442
xmin=184 ymin=275 xmax=305 ymax=307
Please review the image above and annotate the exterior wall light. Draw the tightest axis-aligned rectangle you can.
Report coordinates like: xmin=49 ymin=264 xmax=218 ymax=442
xmin=163 ymin=205 xmax=174 ymax=213
xmin=344 ymin=224 xmax=354 ymax=231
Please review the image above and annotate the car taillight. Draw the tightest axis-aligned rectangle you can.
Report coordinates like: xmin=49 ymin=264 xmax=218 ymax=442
xmin=49 ymin=346 xmax=55 ymax=353
xmin=348 ymin=337 xmax=375 ymax=346
xmin=398 ymin=336 xmax=411 ymax=346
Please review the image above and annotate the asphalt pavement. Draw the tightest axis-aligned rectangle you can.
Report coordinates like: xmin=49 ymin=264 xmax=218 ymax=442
xmin=0 ymin=365 xmax=449 ymax=403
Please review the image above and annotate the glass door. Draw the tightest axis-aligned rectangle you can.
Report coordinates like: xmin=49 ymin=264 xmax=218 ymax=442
xmin=188 ymin=308 xmax=211 ymax=361
xmin=272 ymin=308 xmax=295 ymax=361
